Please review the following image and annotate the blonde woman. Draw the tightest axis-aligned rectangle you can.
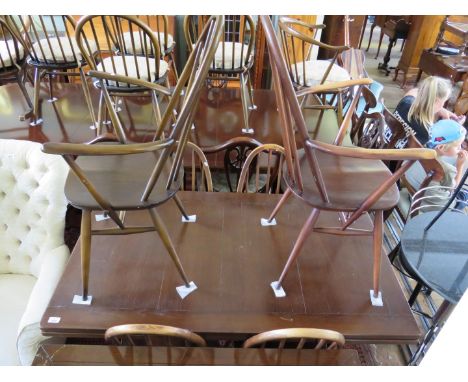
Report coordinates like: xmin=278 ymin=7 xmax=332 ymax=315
xmin=393 ymin=76 xmax=466 ymax=145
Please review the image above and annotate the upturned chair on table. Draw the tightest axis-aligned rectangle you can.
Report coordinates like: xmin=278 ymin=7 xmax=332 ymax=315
xmin=278 ymin=16 xmax=351 ymax=134
xmin=0 ymin=17 xmax=33 ymax=121
xmin=259 ymin=15 xmax=437 ymax=306
xmin=184 ymin=15 xmax=257 ymax=134
xmin=41 ymin=16 xmax=224 ymax=305
xmin=75 ymin=15 xmax=172 ymax=133
xmin=6 ymin=15 xmax=95 ymax=126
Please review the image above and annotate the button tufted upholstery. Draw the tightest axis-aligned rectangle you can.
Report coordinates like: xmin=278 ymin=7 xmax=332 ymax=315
xmin=0 ymin=139 xmax=70 ymax=365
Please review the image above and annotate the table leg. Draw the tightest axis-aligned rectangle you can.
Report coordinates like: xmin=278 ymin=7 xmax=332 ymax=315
xmin=378 ymin=38 xmax=397 ymax=76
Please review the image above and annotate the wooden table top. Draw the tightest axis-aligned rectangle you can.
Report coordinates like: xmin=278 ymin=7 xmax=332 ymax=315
xmin=32 ymin=344 xmax=362 ymax=366
xmin=41 ymin=191 xmax=420 ymax=344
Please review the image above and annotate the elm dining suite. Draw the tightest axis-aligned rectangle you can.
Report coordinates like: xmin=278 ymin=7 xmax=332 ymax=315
xmin=0 ymin=14 xmax=429 ymax=365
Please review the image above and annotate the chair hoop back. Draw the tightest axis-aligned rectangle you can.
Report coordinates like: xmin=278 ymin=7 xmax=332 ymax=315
xmin=243 ymin=328 xmax=345 ymax=349
xmin=105 ymin=323 xmax=207 ymax=347
xmin=7 ymin=16 xmax=81 ymax=68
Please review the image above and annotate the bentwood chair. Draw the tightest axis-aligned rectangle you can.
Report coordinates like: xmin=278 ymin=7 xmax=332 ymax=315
xmin=0 ymin=17 xmax=33 ymax=121
xmin=259 ymin=16 xmax=437 ymax=306
xmin=6 ymin=15 xmax=96 ymax=126
xmin=184 ymin=15 xmax=256 ymax=134
xmin=105 ymin=323 xmax=207 ymax=347
xmin=182 ymin=141 xmax=213 ymax=192
xmin=278 ymin=17 xmax=351 ymax=133
xmin=243 ymin=328 xmax=345 ymax=349
xmin=41 ymin=16 xmax=224 ymax=305
xmin=236 ymin=144 xmax=286 ymax=194
xmin=75 ymin=15 xmax=171 ymax=133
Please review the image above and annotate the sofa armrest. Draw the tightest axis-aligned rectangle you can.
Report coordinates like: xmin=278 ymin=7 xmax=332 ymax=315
xmin=16 ymin=245 xmax=70 ymax=365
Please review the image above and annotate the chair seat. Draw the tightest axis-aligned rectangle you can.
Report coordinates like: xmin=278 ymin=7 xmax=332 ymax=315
xmin=96 ymin=56 xmax=168 ymax=87
xmin=292 ymin=60 xmax=351 ymax=88
xmin=65 ymin=151 xmax=183 ymax=210
xmin=121 ymin=31 xmax=174 ymax=56
xmin=0 ymin=40 xmax=24 ymax=68
xmin=285 ymin=149 xmax=399 ymax=212
xmin=0 ymin=274 xmax=36 ymax=366
xmin=31 ymin=37 xmax=96 ymax=64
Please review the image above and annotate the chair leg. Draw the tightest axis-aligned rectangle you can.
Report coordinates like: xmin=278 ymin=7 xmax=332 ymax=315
xmin=372 ymin=210 xmax=383 ymax=301
xmin=169 ymin=51 xmax=179 ymax=83
xmin=366 ymin=23 xmax=376 ymax=52
xmin=408 ymin=282 xmax=423 ymax=307
xmin=47 ymin=71 xmax=57 ymax=102
xmin=79 ymin=68 xmax=98 ymax=130
xmin=16 ymin=68 xmax=33 ymax=121
xmin=80 ymin=209 xmax=92 ymax=301
xmin=267 ymin=187 xmax=292 ymax=223
xmin=276 ymin=208 xmax=320 ymax=288
xmin=148 ymin=208 xmax=190 ymax=287
xmin=374 ymin=31 xmax=384 ymax=59
xmin=173 ymin=194 xmax=190 ymax=221
xmin=30 ymin=67 xmax=43 ymax=126
xmin=246 ymin=71 xmax=256 ymax=110
xmin=388 ymin=242 xmax=400 ymax=264
xmin=239 ymin=72 xmax=253 ymax=134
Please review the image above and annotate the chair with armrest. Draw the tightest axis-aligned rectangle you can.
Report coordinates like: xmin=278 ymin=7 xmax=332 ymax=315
xmin=75 ymin=15 xmax=171 ymax=133
xmin=6 ymin=15 xmax=96 ymax=127
xmin=243 ymin=327 xmax=345 ymax=349
xmin=0 ymin=139 xmax=69 ymax=365
xmin=182 ymin=141 xmax=213 ymax=192
xmin=105 ymin=323 xmax=206 ymax=347
xmin=0 ymin=17 xmax=33 ymax=121
xmin=278 ymin=16 xmax=351 ymax=134
xmin=184 ymin=15 xmax=256 ymax=134
xmin=236 ymin=144 xmax=286 ymax=194
xmin=259 ymin=15 xmax=437 ymax=305
xmin=41 ymin=16 xmax=224 ymax=305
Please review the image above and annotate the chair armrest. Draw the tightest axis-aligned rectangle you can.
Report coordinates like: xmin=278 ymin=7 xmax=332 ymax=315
xmin=42 ymin=138 xmax=174 ymax=156
xmin=88 ymin=70 xmax=173 ymax=97
xmin=16 ymin=245 xmax=70 ymax=365
xmin=296 ymin=78 xmax=373 ymax=97
xmin=306 ymin=140 xmax=437 ymax=161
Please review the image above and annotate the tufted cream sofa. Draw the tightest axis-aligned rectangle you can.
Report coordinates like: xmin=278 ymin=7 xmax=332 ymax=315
xmin=0 ymin=139 xmax=70 ymax=365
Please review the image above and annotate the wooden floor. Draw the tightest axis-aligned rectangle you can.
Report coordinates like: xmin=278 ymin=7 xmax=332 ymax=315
xmin=41 ymin=191 xmax=420 ymax=344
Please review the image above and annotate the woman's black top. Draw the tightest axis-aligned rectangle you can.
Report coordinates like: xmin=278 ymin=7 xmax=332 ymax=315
xmin=393 ymin=95 xmax=430 ymax=145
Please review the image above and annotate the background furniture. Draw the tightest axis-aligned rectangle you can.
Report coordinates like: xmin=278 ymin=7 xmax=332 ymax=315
xmin=0 ymin=17 xmax=33 ymax=121
xmin=0 ymin=139 xmax=69 ymax=365
xmin=6 ymin=15 xmax=95 ymax=126
xmin=184 ymin=15 xmax=257 ymax=134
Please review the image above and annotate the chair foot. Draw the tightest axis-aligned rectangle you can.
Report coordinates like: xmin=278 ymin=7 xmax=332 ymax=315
xmin=29 ymin=118 xmax=43 ymax=126
xmin=261 ymin=217 xmax=277 ymax=226
xmin=270 ymin=281 xmax=286 ymax=298
xmin=176 ymin=281 xmax=197 ymax=299
xmin=370 ymin=289 xmax=383 ymax=306
xmin=248 ymin=104 xmax=257 ymax=111
xmin=241 ymin=127 xmax=254 ymax=134
xmin=72 ymin=294 xmax=93 ymax=305
xmin=181 ymin=214 xmax=197 ymax=223
xmin=47 ymin=97 xmax=58 ymax=103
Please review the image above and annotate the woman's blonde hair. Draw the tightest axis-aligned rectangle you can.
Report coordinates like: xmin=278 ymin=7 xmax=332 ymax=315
xmin=408 ymin=76 xmax=452 ymax=129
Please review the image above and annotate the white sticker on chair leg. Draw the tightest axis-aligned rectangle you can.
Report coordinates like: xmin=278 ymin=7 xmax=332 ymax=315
xmin=182 ymin=215 xmax=197 ymax=223
xmin=370 ymin=290 xmax=383 ymax=307
xmin=270 ymin=281 xmax=286 ymax=298
xmin=261 ymin=218 xmax=277 ymax=226
xmin=176 ymin=281 xmax=198 ymax=299
xmin=241 ymin=128 xmax=254 ymax=134
xmin=72 ymin=295 xmax=93 ymax=305
xmin=95 ymin=213 xmax=110 ymax=222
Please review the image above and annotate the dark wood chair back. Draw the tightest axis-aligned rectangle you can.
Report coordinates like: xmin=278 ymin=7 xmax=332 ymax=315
xmin=105 ymin=324 xmax=207 ymax=347
xmin=237 ymin=144 xmax=286 ymax=194
xmin=243 ymin=328 xmax=345 ymax=349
